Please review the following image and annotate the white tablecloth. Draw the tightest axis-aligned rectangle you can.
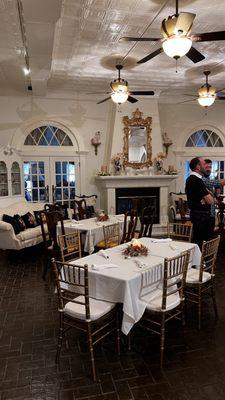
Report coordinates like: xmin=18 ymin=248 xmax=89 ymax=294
xmin=57 ymin=215 xmax=124 ymax=254
xmin=65 ymin=238 xmax=201 ymax=335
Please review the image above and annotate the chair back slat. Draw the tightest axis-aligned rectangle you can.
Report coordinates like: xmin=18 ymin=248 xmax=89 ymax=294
xmin=52 ymin=259 xmax=90 ymax=320
xmin=168 ymin=222 xmax=193 ymax=242
xmin=103 ymin=223 xmax=120 ymax=247
xmin=199 ymin=236 xmax=220 ymax=281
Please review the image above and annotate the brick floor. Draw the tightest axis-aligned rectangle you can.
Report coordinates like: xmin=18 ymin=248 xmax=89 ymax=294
xmin=0 ymin=244 xmax=225 ymax=400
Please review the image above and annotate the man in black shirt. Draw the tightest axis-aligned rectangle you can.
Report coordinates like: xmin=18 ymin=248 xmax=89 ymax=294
xmin=185 ymin=157 xmax=214 ymax=249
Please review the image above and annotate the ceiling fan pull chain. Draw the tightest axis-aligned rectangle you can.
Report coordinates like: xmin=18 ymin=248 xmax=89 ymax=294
xmin=175 ymin=0 xmax=179 ymax=16
xmin=175 ymin=59 xmax=178 ymax=73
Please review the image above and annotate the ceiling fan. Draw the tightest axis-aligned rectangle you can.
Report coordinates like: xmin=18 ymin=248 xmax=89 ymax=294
xmin=89 ymin=64 xmax=154 ymax=104
xmin=121 ymin=0 xmax=225 ymax=65
xmin=180 ymin=71 xmax=225 ymax=108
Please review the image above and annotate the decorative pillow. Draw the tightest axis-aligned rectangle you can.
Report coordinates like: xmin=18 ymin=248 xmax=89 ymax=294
xmin=3 ymin=214 xmax=21 ymax=234
xmin=22 ymin=212 xmax=37 ymax=229
xmin=14 ymin=214 xmax=26 ymax=232
xmin=34 ymin=210 xmax=46 ymax=225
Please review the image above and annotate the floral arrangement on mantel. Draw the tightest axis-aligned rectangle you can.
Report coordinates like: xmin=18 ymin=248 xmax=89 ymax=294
xmin=123 ymin=239 xmax=148 ymax=257
xmin=153 ymin=152 xmax=167 ymax=174
xmin=111 ymin=152 xmax=125 ymax=174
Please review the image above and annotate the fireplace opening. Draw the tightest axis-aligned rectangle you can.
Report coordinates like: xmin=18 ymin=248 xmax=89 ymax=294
xmin=116 ymin=187 xmax=160 ymax=223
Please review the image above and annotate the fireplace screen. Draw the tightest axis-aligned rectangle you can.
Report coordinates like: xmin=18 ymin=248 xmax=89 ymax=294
xmin=116 ymin=187 xmax=159 ymax=223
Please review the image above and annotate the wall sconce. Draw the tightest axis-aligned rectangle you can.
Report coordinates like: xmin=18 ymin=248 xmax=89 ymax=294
xmin=162 ymin=132 xmax=173 ymax=155
xmin=91 ymin=131 xmax=101 ymax=155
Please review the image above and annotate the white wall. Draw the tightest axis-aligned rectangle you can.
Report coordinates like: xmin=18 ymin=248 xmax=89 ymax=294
xmin=1 ymin=92 xmax=225 ymax=202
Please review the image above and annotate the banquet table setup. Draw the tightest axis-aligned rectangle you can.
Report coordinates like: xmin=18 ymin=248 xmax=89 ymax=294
xmin=61 ymin=237 xmax=201 ymax=335
xmin=57 ymin=214 xmax=125 ymax=254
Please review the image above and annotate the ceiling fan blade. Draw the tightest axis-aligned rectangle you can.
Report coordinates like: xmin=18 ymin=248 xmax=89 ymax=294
xmin=96 ymin=97 xmax=111 ymax=104
xmin=176 ymin=99 xmax=197 ymax=105
xmin=130 ymin=91 xmax=155 ymax=95
xmin=216 ymin=88 xmax=225 ymax=94
xmin=186 ymin=46 xmax=205 ymax=63
xmin=191 ymin=31 xmax=225 ymax=42
xmin=217 ymin=96 xmax=225 ymax=100
xmin=120 ymin=36 xmax=161 ymax=42
xmin=127 ymin=96 xmax=138 ymax=103
xmin=184 ymin=94 xmax=198 ymax=97
xmin=137 ymin=47 xmax=163 ymax=64
xmin=176 ymin=13 xmax=196 ymax=36
xmin=87 ymin=91 xmax=111 ymax=94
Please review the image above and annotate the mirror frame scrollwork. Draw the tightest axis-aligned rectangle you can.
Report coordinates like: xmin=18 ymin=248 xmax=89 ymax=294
xmin=123 ymin=108 xmax=152 ymax=169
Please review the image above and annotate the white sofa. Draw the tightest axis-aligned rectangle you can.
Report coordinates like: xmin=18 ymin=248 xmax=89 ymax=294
xmin=0 ymin=197 xmax=47 ymax=250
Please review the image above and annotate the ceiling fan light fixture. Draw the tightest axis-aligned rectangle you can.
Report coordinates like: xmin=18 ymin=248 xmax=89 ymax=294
xmin=197 ymin=95 xmax=216 ymax=107
xmin=111 ymin=90 xmax=128 ymax=104
xmin=162 ymin=36 xmax=192 ymax=58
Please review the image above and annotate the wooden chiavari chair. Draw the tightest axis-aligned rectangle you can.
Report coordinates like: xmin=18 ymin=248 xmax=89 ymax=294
xmin=167 ymin=222 xmax=193 ymax=242
xmin=120 ymin=210 xmax=138 ymax=244
xmin=135 ymin=251 xmax=190 ymax=368
xmin=185 ymin=236 xmax=220 ymax=330
xmin=51 ymin=259 xmax=120 ymax=381
xmin=58 ymin=231 xmax=81 ymax=262
xmin=95 ymin=222 xmax=120 ymax=250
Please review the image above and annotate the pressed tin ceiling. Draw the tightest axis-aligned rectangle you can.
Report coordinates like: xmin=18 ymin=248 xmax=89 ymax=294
xmin=0 ymin=0 xmax=225 ymax=98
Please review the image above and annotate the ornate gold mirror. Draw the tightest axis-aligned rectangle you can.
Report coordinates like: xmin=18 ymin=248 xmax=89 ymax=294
xmin=123 ymin=108 xmax=152 ymax=169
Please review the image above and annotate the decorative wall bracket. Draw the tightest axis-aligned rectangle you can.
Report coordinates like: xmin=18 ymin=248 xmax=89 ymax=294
xmin=91 ymin=131 xmax=101 ymax=155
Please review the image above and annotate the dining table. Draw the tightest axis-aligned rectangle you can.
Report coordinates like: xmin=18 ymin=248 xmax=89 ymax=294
xmin=57 ymin=214 xmax=125 ymax=254
xmin=62 ymin=237 xmax=201 ymax=335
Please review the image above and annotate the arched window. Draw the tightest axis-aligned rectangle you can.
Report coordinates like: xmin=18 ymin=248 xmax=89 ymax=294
xmin=24 ymin=125 xmax=73 ymax=146
xmin=185 ymin=129 xmax=223 ymax=147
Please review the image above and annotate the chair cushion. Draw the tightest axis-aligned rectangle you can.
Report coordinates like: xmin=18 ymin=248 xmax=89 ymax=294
xmin=64 ymin=295 xmax=115 ymax=321
xmin=96 ymin=240 xmax=118 ymax=249
xmin=146 ymin=290 xmax=181 ymax=312
xmin=186 ymin=268 xmax=211 ymax=284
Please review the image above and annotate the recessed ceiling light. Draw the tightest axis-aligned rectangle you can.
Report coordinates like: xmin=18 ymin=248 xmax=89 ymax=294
xmin=23 ymin=67 xmax=30 ymax=76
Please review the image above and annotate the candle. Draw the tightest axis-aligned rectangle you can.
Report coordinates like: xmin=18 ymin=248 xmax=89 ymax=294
xmin=131 ymin=238 xmax=142 ymax=249
xmin=101 ymin=165 xmax=107 ymax=173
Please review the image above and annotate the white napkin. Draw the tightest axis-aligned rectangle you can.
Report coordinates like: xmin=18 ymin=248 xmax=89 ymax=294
xmin=150 ymin=238 xmax=172 ymax=243
xmin=169 ymin=243 xmax=179 ymax=251
xmin=98 ymin=249 xmax=109 ymax=259
xmin=91 ymin=263 xmax=119 ymax=271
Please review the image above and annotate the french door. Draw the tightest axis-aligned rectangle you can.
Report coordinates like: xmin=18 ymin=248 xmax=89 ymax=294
xmin=23 ymin=156 xmax=80 ymax=204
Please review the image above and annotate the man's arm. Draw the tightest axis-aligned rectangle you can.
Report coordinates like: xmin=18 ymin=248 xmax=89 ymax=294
xmin=202 ymin=193 xmax=214 ymax=205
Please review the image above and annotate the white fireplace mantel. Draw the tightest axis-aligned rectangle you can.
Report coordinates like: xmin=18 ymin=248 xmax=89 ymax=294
xmin=95 ymin=175 xmax=178 ymax=231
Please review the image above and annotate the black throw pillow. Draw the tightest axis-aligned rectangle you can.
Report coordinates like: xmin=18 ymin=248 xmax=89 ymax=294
xmin=3 ymin=214 xmax=21 ymax=235
xmin=14 ymin=214 xmax=26 ymax=232
xmin=22 ymin=212 xmax=37 ymax=229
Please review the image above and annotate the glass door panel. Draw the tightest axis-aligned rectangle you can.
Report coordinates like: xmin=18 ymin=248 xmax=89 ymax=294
xmin=23 ymin=159 xmax=49 ymax=202
xmin=53 ymin=160 xmax=76 ymax=205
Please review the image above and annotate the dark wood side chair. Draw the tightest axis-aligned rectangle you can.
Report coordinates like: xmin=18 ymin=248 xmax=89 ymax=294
xmin=134 ymin=251 xmax=190 ymax=368
xmin=51 ymin=259 xmax=120 ymax=381
xmin=185 ymin=236 xmax=220 ymax=329
xmin=72 ymin=199 xmax=88 ymax=220
xmin=120 ymin=210 xmax=138 ymax=244
xmin=40 ymin=210 xmax=65 ymax=279
xmin=138 ymin=206 xmax=154 ymax=238
xmin=74 ymin=194 xmax=97 ymax=218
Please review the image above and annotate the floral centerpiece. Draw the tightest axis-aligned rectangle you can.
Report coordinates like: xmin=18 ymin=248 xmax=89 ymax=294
xmin=96 ymin=210 xmax=109 ymax=221
xmin=111 ymin=152 xmax=125 ymax=175
xmin=123 ymin=238 xmax=148 ymax=257
xmin=153 ymin=152 xmax=167 ymax=174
